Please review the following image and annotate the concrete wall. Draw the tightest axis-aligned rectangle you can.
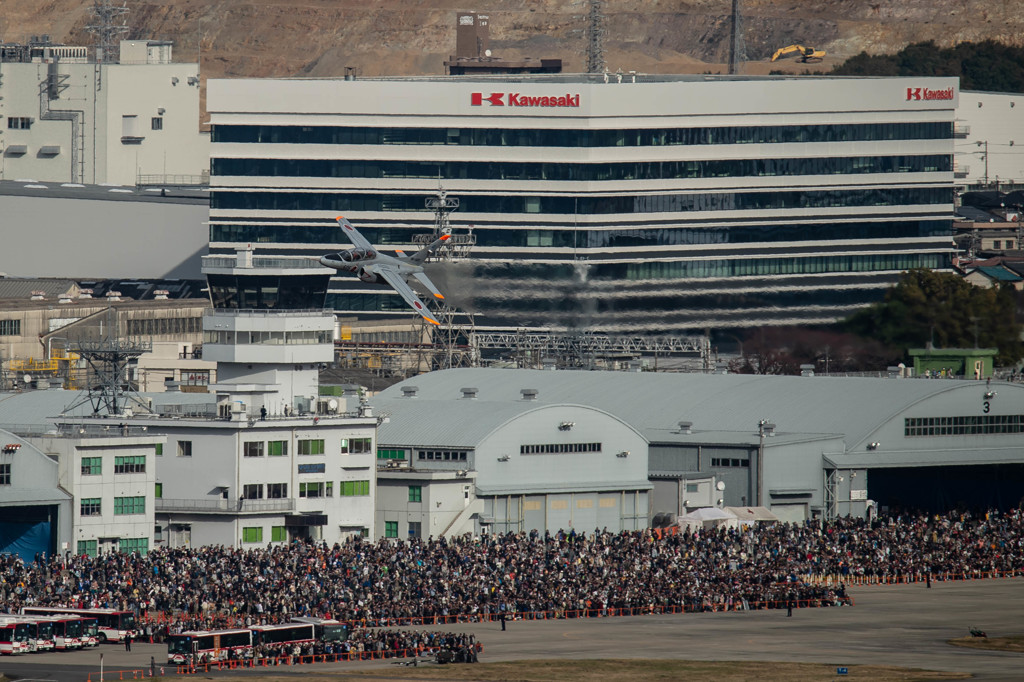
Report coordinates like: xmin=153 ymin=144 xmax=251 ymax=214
xmin=0 ymin=192 xmax=208 ymax=279
xmin=957 ymin=92 xmax=1024 ymax=186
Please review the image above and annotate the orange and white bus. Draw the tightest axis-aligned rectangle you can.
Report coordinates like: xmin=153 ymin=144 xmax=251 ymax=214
xmin=20 ymin=607 xmax=133 ymax=643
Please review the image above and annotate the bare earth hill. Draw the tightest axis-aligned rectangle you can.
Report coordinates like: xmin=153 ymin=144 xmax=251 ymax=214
xmin=2 ymin=1 xmax=1023 ymax=80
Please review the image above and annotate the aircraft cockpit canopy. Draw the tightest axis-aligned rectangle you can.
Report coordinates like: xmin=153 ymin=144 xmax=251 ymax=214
xmin=334 ymin=249 xmax=375 ymax=262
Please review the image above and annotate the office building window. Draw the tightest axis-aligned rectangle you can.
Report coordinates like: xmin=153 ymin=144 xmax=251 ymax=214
xmin=0 ymin=463 xmax=9 ymax=485
xmin=299 ymin=482 xmax=325 ymax=498
xmin=268 ymin=440 xmax=288 ymax=456
xmin=271 ymin=526 xmax=287 ymax=542
xmin=242 ymin=483 xmax=264 ymax=499
xmin=154 ymin=443 xmax=163 ymax=456
xmin=155 ymin=482 xmax=163 ymax=499
xmin=520 ymin=442 xmax=603 ymax=455
xmin=119 ymin=538 xmax=149 ymax=554
xmin=408 ymin=521 xmax=421 ymax=538
xmin=242 ymin=527 xmax=263 ymax=543
xmin=81 ymin=457 xmax=102 ymax=475
xmin=385 ymin=521 xmax=398 ymax=538
xmin=267 ymin=483 xmax=288 ymax=498
xmin=340 ymin=480 xmax=370 ymax=497
xmin=80 ymin=498 xmax=101 ymax=516
xmin=325 ymin=481 xmax=334 ymax=497
xmin=177 ymin=440 xmax=192 ymax=457
xmin=0 ymin=320 xmax=21 ymax=336
xmin=408 ymin=485 xmax=422 ymax=503
xmin=113 ymin=496 xmax=145 ymax=515
xmin=686 ymin=483 xmax=699 ymax=494
xmin=151 ymin=117 xmax=163 ymax=130
xmin=7 ymin=117 xmax=32 ymax=130
xmin=377 ymin=448 xmax=406 ymax=460
xmin=114 ymin=455 xmax=146 ymax=474
xmin=77 ymin=540 xmax=97 ymax=557
xmin=298 ymin=439 xmax=325 ymax=455
xmin=243 ymin=441 xmax=264 ymax=457
xmin=342 ymin=437 xmax=372 ymax=454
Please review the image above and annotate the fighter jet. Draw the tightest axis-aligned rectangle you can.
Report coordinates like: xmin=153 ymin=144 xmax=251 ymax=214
xmin=318 ymin=216 xmax=450 ymax=325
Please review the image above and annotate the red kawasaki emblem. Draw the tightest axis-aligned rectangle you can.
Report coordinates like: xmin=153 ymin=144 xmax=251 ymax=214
xmin=471 ymin=92 xmax=505 ymax=106
xmin=471 ymin=92 xmax=580 ymax=108
xmin=906 ymin=86 xmax=954 ymax=101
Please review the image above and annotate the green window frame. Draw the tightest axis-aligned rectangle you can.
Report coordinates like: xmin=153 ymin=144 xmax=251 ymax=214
xmin=119 ymin=538 xmax=149 ymax=554
xmin=377 ymin=448 xmax=405 ymax=460
xmin=408 ymin=485 xmax=422 ymax=503
xmin=385 ymin=521 xmax=398 ymax=538
xmin=77 ymin=539 xmax=97 ymax=557
xmin=80 ymin=498 xmax=102 ymax=516
xmin=154 ymin=443 xmax=163 ymax=456
xmin=114 ymin=455 xmax=146 ymax=474
xmin=81 ymin=457 xmax=102 ymax=475
xmin=267 ymin=440 xmax=288 ymax=456
xmin=155 ymin=482 xmax=163 ymax=499
xmin=299 ymin=482 xmax=325 ymax=498
xmin=340 ymin=480 xmax=371 ymax=497
xmin=242 ymin=526 xmax=263 ymax=543
xmin=271 ymin=526 xmax=287 ymax=542
xmin=298 ymin=439 xmax=325 ymax=455
xmin=113 ymin=496 xmax=145 ymax=515
xmin=325 ymin=481 xmax=334 ymax=497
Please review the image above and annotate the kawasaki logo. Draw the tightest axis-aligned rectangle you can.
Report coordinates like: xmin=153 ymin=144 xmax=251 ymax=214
xmin=906 ymin=86 xmax=954 ymax=101
xmin=471 ymin=92 xmax=581 ymax=108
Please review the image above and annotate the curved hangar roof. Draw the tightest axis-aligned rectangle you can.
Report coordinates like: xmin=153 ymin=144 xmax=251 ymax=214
xmin=375 ymin=396 xmax=640 ymax=448
xmin=376 ymin=368 xmax=1019 ymax=447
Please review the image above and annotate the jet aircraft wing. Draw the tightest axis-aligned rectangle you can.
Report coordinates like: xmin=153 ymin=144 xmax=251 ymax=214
xmin=336 ymin=216 xmax=374 ymax=251
xmin=376 ymin=267 xmax=441 ymax=326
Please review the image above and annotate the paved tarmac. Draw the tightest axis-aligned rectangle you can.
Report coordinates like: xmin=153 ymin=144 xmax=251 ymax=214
xmin=2 ymin=578 xmax=1023 ymax=681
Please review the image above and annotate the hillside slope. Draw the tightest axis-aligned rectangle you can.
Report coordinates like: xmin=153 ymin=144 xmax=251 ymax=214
xmin=2 ymin=0 xmax=1022 ymax=80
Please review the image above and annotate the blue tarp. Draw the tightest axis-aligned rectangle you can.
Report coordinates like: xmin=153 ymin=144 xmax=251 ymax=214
xmin=0 ymin=521 xmax=51 ymax=563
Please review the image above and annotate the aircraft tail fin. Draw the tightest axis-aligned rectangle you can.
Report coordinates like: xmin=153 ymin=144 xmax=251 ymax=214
xmin=409 ymin=233 xmax=450 ymax=264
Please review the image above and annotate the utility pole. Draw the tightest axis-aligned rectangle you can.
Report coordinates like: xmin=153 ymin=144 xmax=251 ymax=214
xmin=728 ymin=0 xmax=746 ymax=75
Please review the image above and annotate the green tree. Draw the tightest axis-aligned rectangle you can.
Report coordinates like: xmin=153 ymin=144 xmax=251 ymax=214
xmin=843 ymin=269 xmax=1023 ymax=365
xmin=832 ymin=41 xmax=1024 ymax=93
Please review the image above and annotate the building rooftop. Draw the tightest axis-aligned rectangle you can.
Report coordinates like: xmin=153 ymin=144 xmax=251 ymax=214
xmin=376 ymin=368 xmax=1019 ymax=449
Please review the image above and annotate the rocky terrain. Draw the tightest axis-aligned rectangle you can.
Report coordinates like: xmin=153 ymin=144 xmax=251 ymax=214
xmin=2 ymin=0 xmax=1023 ymax=80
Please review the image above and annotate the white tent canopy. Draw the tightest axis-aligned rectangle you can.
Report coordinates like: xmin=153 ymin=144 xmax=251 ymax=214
xmin=724 ymin=506 xmax=779 ymax=523
xmin=682 ymin=506 xmax=736 ymax=521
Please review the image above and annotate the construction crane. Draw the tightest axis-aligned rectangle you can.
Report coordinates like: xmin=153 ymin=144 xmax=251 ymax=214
xmin=771 ymin=44 xmax=826 ymax=63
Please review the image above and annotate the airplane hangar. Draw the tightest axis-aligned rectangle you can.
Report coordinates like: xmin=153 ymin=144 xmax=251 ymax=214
xmin=373 ymin=368 xmax=1024 ymax=532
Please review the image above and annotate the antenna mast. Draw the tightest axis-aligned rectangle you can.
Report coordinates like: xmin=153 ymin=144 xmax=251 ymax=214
xmin=586 ymin=0 xmax=606 ymax=74
xmin=86 ymin=0 xmax=129 ymax=63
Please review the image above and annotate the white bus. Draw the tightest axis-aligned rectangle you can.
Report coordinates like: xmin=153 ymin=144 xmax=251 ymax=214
xmin=290 ymin=616 xmax=348 ymax=642
xmin=0 ymin=614 xmax=55 ymax=652
xmin=0 ymin=620 xmax=28 ymax=655
xmin=20 ymin=607 xmax=134 ymax=643
xmin=165 ymin=628 xmax=253 ymax=664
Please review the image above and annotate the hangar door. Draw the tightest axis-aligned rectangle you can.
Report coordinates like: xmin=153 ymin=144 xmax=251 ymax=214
xmin=0 ymin=505 xmax=57 ymax=561
xmin=771 ymin=503 xmax=807 ymax=523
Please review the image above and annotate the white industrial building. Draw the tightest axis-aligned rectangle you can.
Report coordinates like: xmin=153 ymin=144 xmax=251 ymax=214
xmin=0 ymin=430 xmax=72 ymax=560
xmin=372 ymin=368 xmax=1024 ymax=526
xmin=207 ymin=73 xmax=957 ymax=333
xmin=0 ymin=39 xmax=209 ymax=186
xmin=955 ymin=91 xmax=1024 ymax=188
xmin=373 ymin=388 xmax=651 ymax=537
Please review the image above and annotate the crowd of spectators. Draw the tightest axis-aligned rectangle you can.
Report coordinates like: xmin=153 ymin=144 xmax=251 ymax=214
xmin=1 ymin=509 xmax=1021 ymax=630
xmin=189 ymin=629 xmax=477 ymax=665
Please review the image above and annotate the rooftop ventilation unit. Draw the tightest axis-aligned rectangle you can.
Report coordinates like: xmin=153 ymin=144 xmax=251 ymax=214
xmin=460 ymin=387 xmax=478 ymax=399
xmin=520 ymin=388 xmax=538 ymax=401
xmin=676 ymin=421 xmax=693 ymax=434
xmin=402 ymin=386 xmax=419 ymax=398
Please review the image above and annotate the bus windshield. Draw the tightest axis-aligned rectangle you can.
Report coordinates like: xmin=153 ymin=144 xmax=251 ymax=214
xmin=120 ymin=613 xmax=137 ymax=631
xmin=166 ymin=635 xmax=194 ymax=655
xmin=64 ymin=620 xmax=82 ymax=637
xmin=13 ymin=623 xmax=31 ymax=642
xmin=35 ymin=622 xmax=53 ymax=639
xmin=81 ymin=619 xmax=99 ymax=637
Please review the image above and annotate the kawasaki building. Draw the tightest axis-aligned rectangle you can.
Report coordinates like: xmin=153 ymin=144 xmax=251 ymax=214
xmin=206 ymin=74 xmax=957 ymax=333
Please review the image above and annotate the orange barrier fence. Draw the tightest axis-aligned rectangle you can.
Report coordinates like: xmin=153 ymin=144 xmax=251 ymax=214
xmin=797 ymin=568 xmax=1024 ymax=587
xmin=87 ymin=646 xmax=484 ymax=680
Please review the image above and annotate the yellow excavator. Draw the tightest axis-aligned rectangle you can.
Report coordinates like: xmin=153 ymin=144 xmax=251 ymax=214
xmin=771 ymin=45 xmax=826 ymax=63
